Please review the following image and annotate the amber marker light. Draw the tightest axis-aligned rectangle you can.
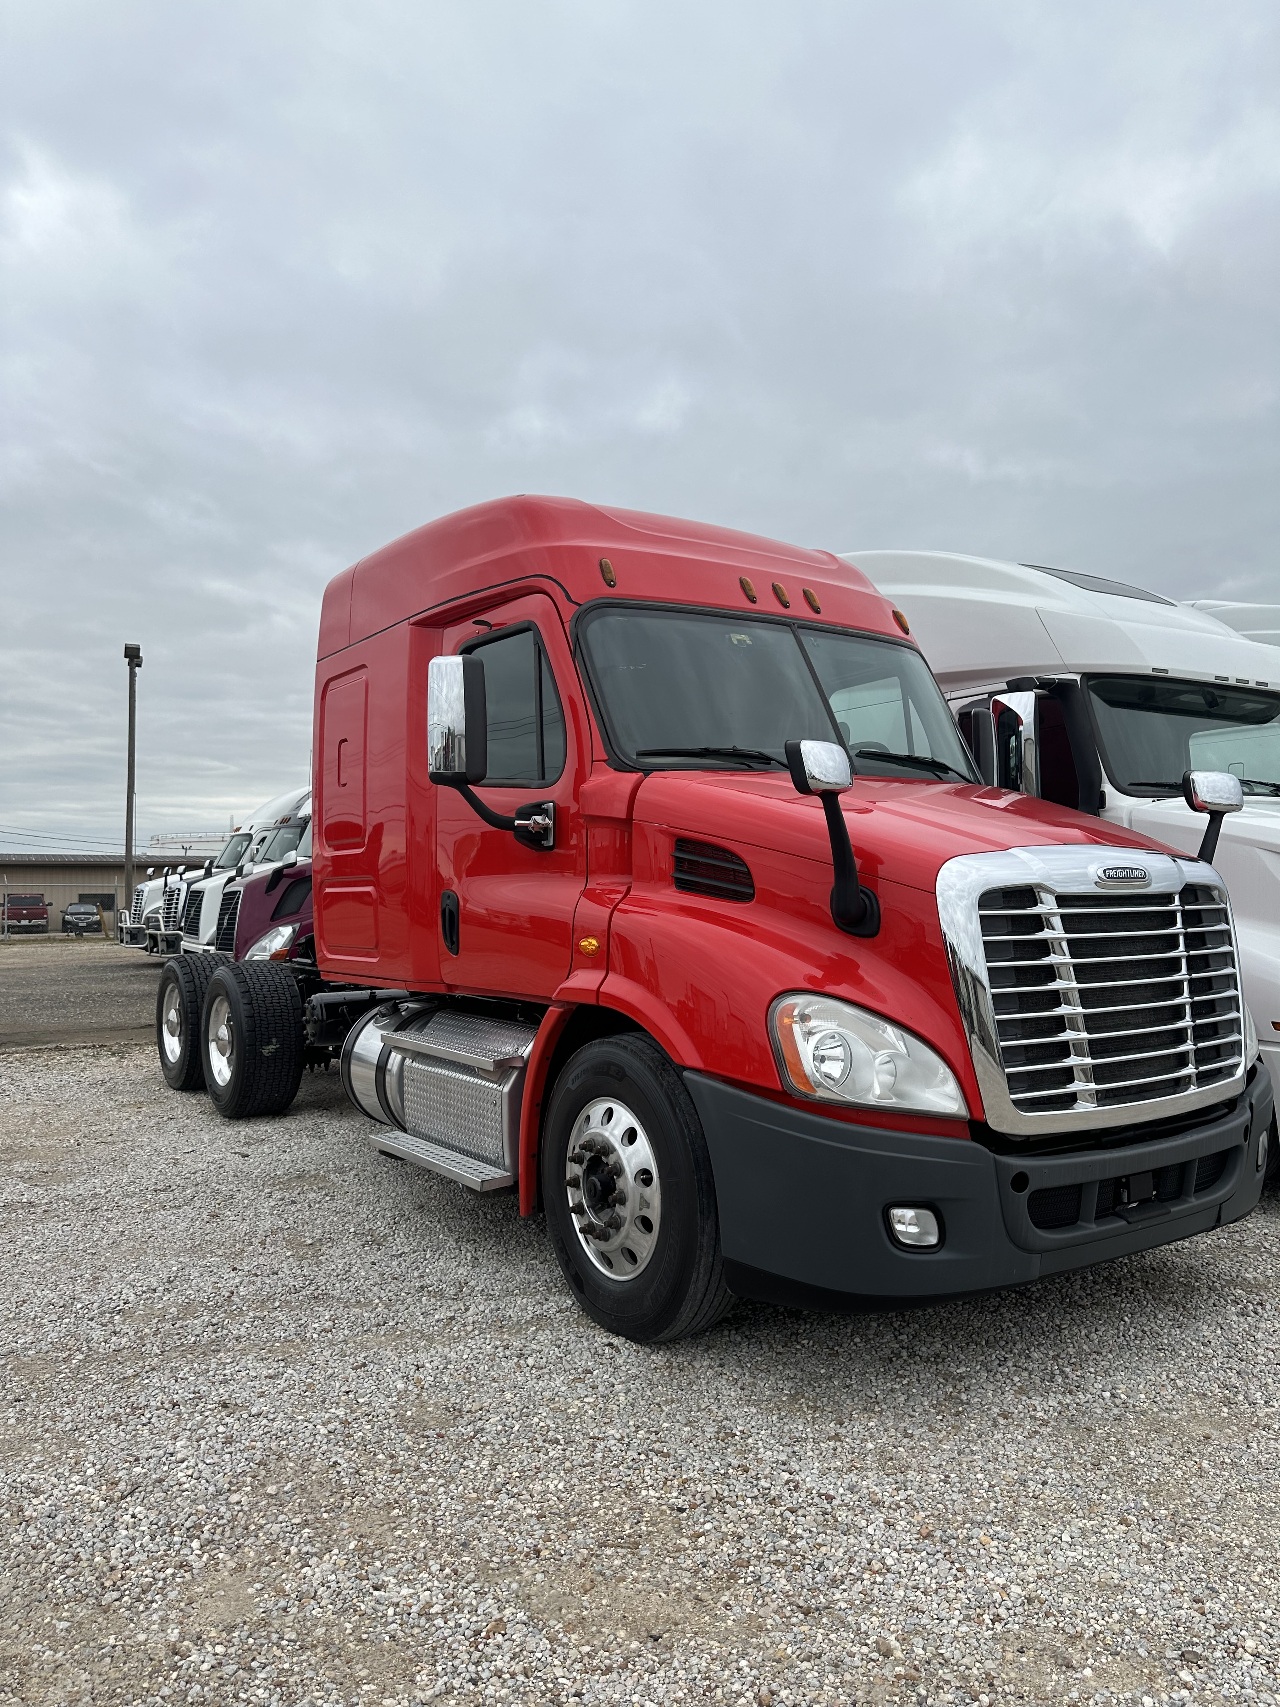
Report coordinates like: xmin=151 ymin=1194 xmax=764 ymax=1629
xmin=803 ymin=587 xmax=821 ymax=614
xmin=739 ymin=576 xmax=758 ymax=603
xmin=578 ymin=936 xmax=600 ymax=956
xmin=892 ymin=608 xmax=911 ymax=635
xmin=774 ymin=1004 xmax=810 ymax=1090
xmin=772 ymin=582 xmax=791 ymax=608
xmin=599 ymin=557 xmax=617 ymax=587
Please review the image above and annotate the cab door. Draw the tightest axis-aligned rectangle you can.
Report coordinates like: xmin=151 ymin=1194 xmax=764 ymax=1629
xmin=434 ymin=593 xmax=586 ymax=1000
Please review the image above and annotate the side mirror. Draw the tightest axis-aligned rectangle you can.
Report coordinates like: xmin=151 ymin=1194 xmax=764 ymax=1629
xmin=428 ymin=655 xmax=488 ymax=785
xmin=1183 ymin=769 xmax=1244 ymax=863
xmin=991 ymin=690 xmax=1038 ymax=793
xmin=785 ymin=739 xmax=852 ymax=795
xmin=784 ymin=739 xmax=878 ymax=936
xmin=265 ymin=850 xmax=300 ymax=894
xmin=146 ymin=866 xmax=155 ymax=878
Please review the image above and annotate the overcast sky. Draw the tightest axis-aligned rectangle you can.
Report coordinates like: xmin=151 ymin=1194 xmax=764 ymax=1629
xmin=3 ymin=0 xmax=1278 ymax=850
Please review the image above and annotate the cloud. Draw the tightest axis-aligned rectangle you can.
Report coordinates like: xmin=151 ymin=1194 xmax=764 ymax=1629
xmin=1 ymin=0 xmax=1278 ymax=844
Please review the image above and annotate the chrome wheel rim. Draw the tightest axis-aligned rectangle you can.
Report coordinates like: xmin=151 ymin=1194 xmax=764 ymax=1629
xmin=206 ymin=993 xmax=235 ymax=1088
xmin=565 ymin=1097 xmax=662 ymax=1280
xmin=161 ymin=984 xmax=184 ymax=1064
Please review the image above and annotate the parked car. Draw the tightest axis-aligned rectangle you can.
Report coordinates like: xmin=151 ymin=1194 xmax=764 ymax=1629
xmin=61 ymin=902 xmax=103 ymax=936
xmin=4 ymin=893 xmax=49 ymax=934
xmin=152 ymin=498 xmax=1274 ymax=1342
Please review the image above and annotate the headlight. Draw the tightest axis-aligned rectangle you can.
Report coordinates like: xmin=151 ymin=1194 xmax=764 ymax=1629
xmin=770 ymin=994 xmax=967 ymax=1117
xmin=1245 ymin=1003 xmax=1259 ymax=1066
xmin=244 ymin=922 xmax=298 ymax=961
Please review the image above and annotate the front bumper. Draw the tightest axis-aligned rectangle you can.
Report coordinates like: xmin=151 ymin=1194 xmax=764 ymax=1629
xmin=687 ymin=1063 xmax=1273 ymax=1310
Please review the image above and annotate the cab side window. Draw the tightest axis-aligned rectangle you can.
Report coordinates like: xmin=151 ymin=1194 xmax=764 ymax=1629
xmin=465 ymin=626 xmax=566 ymax=786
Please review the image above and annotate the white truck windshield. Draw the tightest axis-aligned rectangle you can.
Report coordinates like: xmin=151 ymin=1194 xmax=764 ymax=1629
xmin=1086 ymin=675 xmax=1280 ymax=797
xmin=214 ymin=833 xmax=254 ymax=870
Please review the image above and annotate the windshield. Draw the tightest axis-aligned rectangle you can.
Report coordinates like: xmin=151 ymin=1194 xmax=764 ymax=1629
xmin=259 ymin=822 xmax=308 ymax=863
xmin=1086 ymin=675 xmax=1280 ymax=797
xmin=214 ymin=832 xmax=253 ymax=870
xmin=578 ymin=607 xmax=977 ymax=783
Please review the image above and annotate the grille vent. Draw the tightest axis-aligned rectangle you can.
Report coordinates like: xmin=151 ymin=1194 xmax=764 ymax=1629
xmin=214 ymin=888 xmax=241 ymax=954
xmin=673 ymin=839 xmax=755 ymax=903
xmin=130 ymin=885 xmax=147 ymax=924
xmin=272 ymin=876 xmax=312 ymax=920
xmin=181 ymin=884 xmax=204 ymax=938
xmin=162 ymin=885 xmax=182 ymax=931
xmin=1027 ymin=1148 xmax=1233 ymax=1232
xmin=980 ymin=883 xmax=1243 ymax=1118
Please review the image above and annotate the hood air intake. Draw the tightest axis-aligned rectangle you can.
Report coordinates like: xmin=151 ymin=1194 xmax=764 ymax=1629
xmin=673 ymin=839 xmax=755 ymax=903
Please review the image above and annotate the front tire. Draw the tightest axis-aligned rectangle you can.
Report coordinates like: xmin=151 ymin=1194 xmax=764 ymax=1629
xmin=156 ymin=955 xmax=223 ymax=1091
xmin=201 ymin=961 xmax=304 ymax=1119
xmin=541 ymin=1034 xmax=733 ymax=1343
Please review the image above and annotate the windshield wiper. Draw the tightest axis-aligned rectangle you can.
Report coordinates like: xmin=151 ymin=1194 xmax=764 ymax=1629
xmin=635 ymin=745 xmax=789 ymax=769
xmin=1237 ymin=778 xmax=1280 ymax=795
xmin=1127 ymin=781 xmax=1182 ymax=793
xmin=854 ymin=748 xmax=971 ymax=781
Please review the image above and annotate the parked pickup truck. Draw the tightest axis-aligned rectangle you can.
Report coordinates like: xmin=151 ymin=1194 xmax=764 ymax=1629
xmin=4 ymin=893 xmax=49 ymax=934
xmin=847 ymin=551 xmax=1280 ymax=1142
xmin=154 ymin=498 xmax=1272 ymax=1342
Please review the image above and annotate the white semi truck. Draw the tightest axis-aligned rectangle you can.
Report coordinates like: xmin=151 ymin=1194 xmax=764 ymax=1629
xmin=843 ymin=552 xmax=1280 ymax=1116
xmin=174 ymin=788 xmax=310 ymax=955
xmin=119 ymin=788 xmax=309 ymax=953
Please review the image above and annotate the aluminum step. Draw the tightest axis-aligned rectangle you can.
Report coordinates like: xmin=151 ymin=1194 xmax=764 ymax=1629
xmin=375 ymin=1130 xmax=514 ymax=1191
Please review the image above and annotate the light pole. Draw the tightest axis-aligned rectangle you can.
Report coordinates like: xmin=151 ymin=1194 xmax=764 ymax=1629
xmin=123 ymin=644 xmax=143 ymax=913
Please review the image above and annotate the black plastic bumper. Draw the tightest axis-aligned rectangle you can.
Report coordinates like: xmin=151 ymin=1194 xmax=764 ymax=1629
xmin=686 ymin=1063 xmax=1273 ymax=1310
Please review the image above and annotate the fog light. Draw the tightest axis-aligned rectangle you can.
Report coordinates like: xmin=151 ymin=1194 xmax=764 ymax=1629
xmin=1257 ymin=1121 xmax=1271 ymax=1178
xmin=887 ymin=1205 xmax=941 ymax=1249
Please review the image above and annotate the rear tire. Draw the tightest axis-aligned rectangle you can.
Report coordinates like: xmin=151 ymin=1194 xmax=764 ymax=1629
xmin=156 ymin=955 xmax=223 ymax=1092
xmin=541 ymin=1034 xmax=733 ymax=1343
xmin=201 ymin=961 xmax=304 ymax=1119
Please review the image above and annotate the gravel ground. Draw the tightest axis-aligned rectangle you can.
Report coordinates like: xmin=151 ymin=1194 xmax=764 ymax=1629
xmin=1 ymin=1040 xmax=1278 ymax=1707
xmin=0 ymin=939 xmax=160 ymax=1050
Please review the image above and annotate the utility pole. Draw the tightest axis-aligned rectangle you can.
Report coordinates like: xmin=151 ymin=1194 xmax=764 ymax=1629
xmin=123 ymin=644 xmax=143 ymax=913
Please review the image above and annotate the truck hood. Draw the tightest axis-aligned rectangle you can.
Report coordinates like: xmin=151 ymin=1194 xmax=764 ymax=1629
xmin=635 ymin=772 xmax=1174 ymax=894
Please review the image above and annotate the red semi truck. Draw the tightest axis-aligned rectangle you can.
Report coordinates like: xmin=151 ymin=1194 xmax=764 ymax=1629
xmin=154 ymin=497 xmax=1272 ymax=1342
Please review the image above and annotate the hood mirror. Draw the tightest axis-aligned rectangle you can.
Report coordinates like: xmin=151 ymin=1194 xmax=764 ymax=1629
xmin=1183 ymin=769 xmax=1244 ymax=863
xmin=785 ymin=740 xmax=879 ymax=937
xmin=786 ymin=739 xmax=852 ymax=795
xmin=265 ymin=850 xmax=300 ymax=894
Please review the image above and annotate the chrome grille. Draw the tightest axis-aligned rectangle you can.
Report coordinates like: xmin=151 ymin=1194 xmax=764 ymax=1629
xmin=181 ymin=884 xmax=204 ymax=938
xmin=214 ymin=888 xmax=241 ymax=953
xmin=937 ymin=847 xmax=1248 ymax=1137
xmin=162 ymin=884 xmax=183 ymax=931
xmin=130 ymin=885 xmax=147 ymax=924
xmin=980 ymin=882 xmax=1243 ymax=1118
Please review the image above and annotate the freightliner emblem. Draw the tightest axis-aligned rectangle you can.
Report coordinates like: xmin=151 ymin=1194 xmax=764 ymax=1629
xmin=1096 ymin=864 xmax=1152 ymax=886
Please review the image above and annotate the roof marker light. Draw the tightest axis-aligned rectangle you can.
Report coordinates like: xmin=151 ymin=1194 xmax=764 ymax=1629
xmin=803 ymin=587 xmax=822 ymax=614
xmin=772 ymin=582 xmax=790 ymax=608
xmin=739 ymin=576 xmax=758 ymax=603
xmin=599 ymin=557 xmax=617 ymax=587
xmin=892 ymin=608 xmax=911 ymax=635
